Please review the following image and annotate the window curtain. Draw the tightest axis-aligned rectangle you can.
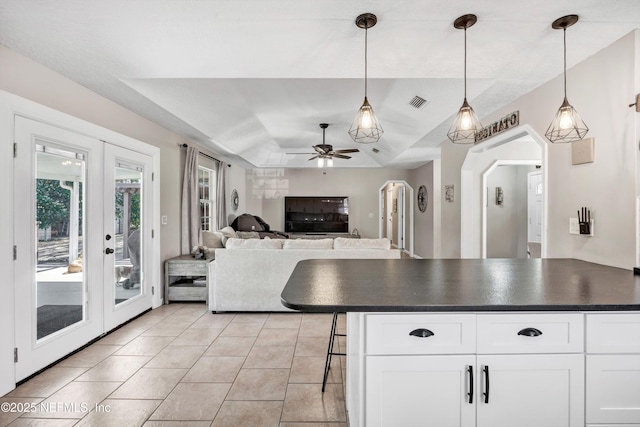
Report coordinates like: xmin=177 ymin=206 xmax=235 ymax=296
xmin=181 ymin=146 xmax=200 ymax=254
xmin=216 ymin=160 xmax=227 ymax=229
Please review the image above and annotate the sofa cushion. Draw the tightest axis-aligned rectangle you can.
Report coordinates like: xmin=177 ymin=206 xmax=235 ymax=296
xmin=225 ymin=238 xmax=284 ymax=249
xmin=237 ymin=231 xmax=261 ymax=239
xmin=334 ymin=237 xmax=391 ymax=250
xmin=218 ymin=226 xmax=238 ymax=246
xmin=202 ymin=231 xmax=225 ymax=248
xmin=283 ymin=238 xmax=334 ymax=250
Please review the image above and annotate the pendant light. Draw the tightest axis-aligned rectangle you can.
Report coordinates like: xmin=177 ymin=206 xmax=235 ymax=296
xmin=545 ymin=15 xmax=588 ymax=143
xmin=349 ymin=13 xmax=383 ymax=144
xmin=448 ymin=14 xmax=482 ymax=144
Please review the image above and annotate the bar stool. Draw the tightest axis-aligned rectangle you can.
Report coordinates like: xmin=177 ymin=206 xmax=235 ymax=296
xmin=322 ymin=312 xmax=345 ymax=392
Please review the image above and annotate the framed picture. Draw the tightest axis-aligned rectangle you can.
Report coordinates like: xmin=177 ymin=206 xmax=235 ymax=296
xmin=445 ymin=185 xmax=455 ymax=202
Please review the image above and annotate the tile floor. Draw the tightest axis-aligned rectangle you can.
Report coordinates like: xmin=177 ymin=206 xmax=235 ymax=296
xmin=1 ymin=304 xmax=348 ymax=427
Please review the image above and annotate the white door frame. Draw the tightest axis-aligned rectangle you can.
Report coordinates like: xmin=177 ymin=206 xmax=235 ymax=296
xmin=461 ymin=124 xmax=548 ymax=259
xmin=481 ymin=160 xmax=541 ymax=258
xmin=379 ymin=180 xmax=414 ymax=257
xmin=2 ymin=90 xmax=161 ymax=393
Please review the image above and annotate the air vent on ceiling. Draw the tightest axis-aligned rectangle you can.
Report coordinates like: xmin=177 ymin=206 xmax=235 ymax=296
xmin=409 ymin=96 xmax=428 ymax=109
xmin=372 ymin=147 xmax=380 ymax=153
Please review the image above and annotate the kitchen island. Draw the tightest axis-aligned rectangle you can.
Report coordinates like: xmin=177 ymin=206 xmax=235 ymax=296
xmin=281 ymin=258 xmax=640 ymax=427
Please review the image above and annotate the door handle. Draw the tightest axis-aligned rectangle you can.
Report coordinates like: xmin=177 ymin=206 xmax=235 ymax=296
xmin=467 ymin=365 xmax=474 ymax=404
xmin=105 ymin=234 xmax=112 ymax=241
xmin=105 ymin=248 xmax=114 ymax=254
xmin=483 ymin=365 xmax=490 ymax=404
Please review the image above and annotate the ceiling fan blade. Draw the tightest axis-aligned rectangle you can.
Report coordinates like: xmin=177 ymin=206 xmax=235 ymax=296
xmin=334 ymin=148 xmax=360 ymax=154
xmin=332 ymin=154 xmax=351 ymax=159
xmin=308 ymin=155 xmax=319 ymax=161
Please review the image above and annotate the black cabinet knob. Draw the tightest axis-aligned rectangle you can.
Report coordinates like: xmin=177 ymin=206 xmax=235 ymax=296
xmin=517 ymin=327 xmax=543 ymax=337
xmin=409 ymin=328 xmax=434 ymax=338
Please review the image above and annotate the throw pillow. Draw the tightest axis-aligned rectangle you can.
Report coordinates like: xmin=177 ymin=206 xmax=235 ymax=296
xmin=283 ymin=238 xmax=334 ymax=250
xmin=202 ymin=231 xmax=224 ymax=248
xmin=225 ymin=238 xmax=284 ymax=249
xmin=334 ymin=237 xmax=391 ymax=250
xmin=218 ymin=226 xmax=238 ymax=246
xmin=236 ymin=231 xmax=260 ymax=239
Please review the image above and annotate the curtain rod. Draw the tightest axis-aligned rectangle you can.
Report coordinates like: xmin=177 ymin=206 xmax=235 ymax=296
xmin=180 ymin=143 xmax=230 ymax=166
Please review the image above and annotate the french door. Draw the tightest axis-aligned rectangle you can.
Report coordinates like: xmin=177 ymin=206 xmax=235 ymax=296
xmin=14 ymin=117 xmax=153 ymax=380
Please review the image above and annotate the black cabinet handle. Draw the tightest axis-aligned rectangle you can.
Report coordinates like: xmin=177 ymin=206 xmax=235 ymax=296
xmin=105 ymin=248 xmax=114 ymax=254
xmin=517 ymin=327 xmax=543 ymax=337
xmin=105 ymin=234 xmax=112 ymax=241
xmin=483 ymin=365 xmax=490 ymax=404
xmin=467 ymin=365 xmax=474 ymax=404
xmin=409 ymin=328 xmax=434 ymax=338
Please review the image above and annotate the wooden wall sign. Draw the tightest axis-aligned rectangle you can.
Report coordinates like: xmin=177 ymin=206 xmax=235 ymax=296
xmin=474 ymin=111 xmax=519 ymax=143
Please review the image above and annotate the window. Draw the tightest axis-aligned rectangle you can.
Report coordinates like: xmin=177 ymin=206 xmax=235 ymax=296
xmin=198 ymin=166 xmax=216 ymax=231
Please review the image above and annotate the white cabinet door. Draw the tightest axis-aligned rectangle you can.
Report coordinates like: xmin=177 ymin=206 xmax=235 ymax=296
xmin=476 ymin=354 xmax=584 ymax=427
xmin=586 ymin=354 xmax=640 ymax=424
xmin=366 ymin=355 xmax=475 ymax=427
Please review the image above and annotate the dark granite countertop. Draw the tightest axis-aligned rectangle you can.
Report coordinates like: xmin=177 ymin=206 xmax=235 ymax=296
xmin=280 ymin=258 xmax=640 ymax=312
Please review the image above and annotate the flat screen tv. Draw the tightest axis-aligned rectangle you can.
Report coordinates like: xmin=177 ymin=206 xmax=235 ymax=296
xmin=284 ymin=196 xmax=349 ymax=234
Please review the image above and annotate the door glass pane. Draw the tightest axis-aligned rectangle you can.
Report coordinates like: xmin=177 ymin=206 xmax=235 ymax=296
xmin=35 ymin=147 xmax=85 ymax=340
xmin=114 ymin=166 xmax=143 ymax=305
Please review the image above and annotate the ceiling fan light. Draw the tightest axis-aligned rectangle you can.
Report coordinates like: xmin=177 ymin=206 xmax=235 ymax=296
xmin=349 ymin=97 xmax=384 ymax=144
xmin=317 ymin=157 xmax=324 ymax=168
xmin=447 ymin=98 xmax=482 ymax=144
xmin=545 ymin=97 xmax=589 ymax=143
xmin=327 ymin=157 xmax=334 ymax=167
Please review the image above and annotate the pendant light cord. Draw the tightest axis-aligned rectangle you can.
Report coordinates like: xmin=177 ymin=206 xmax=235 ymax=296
xmin=563 ymin=27 xmax=567 ymax=99
xmin=463 ymin=26 xmax=467 ymax=99
xmin=364 ymin=24 xmax=368 ymax=98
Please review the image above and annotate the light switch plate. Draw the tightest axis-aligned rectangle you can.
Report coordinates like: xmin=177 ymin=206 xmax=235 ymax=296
xmin=569 ymin=217 xmax=579 ymax=235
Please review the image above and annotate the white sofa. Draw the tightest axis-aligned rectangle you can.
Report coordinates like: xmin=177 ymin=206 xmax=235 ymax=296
xmin=208 ymin=237 xmax=401 ymax=312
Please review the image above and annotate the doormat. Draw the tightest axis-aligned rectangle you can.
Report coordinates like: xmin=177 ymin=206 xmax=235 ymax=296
xmin=37 ymin=305 xmax=82 ymax=339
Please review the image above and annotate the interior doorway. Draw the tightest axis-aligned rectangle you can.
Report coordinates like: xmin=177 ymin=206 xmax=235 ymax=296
xmin=379 ymin=180 xmax=414 ymax=257
xmin=484 ymin=163 xmax=541 ymax=258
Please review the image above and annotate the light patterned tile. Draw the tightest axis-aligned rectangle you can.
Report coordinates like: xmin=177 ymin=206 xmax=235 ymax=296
xmin=254 ymin=328 xmax=299 ymax=347
xmin=0 ymin=397 xmax=43 ymax=426
xmin=281 ymin=383 xmax=346 ymax=423
xmin=145 ymin=346 xmax=207 ymax=369
xmin=7 ymin=368 xmax=88 ymax=398
xmin=182 ymin=357 xmax=244 ymax=383
xmin=263 ymin=314 xmax=302 ymax=329
xmin=21 ymin=381 xmax=120 ymax=419
xmin=74 ymin=398 xmax=161 ymax=427
xmin=149 ymin=383 xmax=230 ymax=421
xmin=204 ymin=337 xmax=255 ymax=357
xmin=113 ymin=336 xmax=175 ymax=357
xmin=56 ymin=345 xmax=121 ymax=368
xmin=212 ymin=401 xmax=283 ymax=427
xmin=289 ymin=356 xmax=341 ymax=384
xmin=243 ymin=346 xmax=294 ymax=369
xmin=75 ymin=355 xmax=151 ymax=382
xmin=219 ymin=322 xmax=263 ymax=338
xmin=110 ymin=368 xmax=187 ymax=400
xmin=171 ymin=328 xmax=223 ymax=346
xmin=226 ymin=369 xmax=289 ymax=401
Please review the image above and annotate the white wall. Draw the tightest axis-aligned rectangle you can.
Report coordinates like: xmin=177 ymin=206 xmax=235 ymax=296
xmin=409 ymin=160 xmax=441 ymax=258
xmin=442 ymin=30 xmax=639 ymax=269
xmin=245 ymin=168 xmax=411 ymax=239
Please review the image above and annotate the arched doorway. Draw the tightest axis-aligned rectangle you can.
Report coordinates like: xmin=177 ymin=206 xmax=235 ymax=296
xmin=460 ymin=124 xmax=548 ymax=258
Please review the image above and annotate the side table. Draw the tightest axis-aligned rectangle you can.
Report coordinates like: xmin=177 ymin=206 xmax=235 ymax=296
xmin=164 ymin=255 xmax=211 ymax=304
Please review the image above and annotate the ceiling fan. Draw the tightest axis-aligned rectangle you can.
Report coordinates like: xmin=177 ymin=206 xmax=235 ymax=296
xmin=302 ymin=123 xmax=360 ymax=164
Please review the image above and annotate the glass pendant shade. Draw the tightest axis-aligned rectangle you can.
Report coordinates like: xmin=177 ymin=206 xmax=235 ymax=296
xmin=447 ymin=98 xmax=482 ymax=144
xmin=327 ymin=157 xmax=334 ymax=167
xmin=545 ymin=97 xmax=589 ymax=143
xmin=349 ymin=97 xmax=384 ymax=144
xmin=317 ymin=157 xmax=324 ymax=168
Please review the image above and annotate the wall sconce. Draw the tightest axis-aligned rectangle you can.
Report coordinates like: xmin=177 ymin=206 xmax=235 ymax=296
xmin=629 ymin=94 xmax=640 ymax=112
xmin=495 ymin=187 xmax=504 ymax=205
